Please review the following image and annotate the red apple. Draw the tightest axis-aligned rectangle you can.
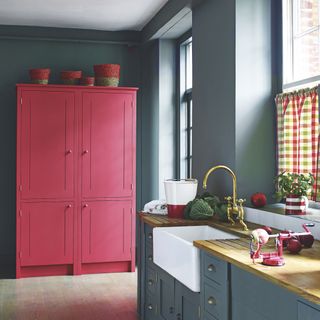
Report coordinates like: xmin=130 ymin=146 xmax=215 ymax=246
xmin=261 ymin=226 xmax=273 ymax=235
xmin=287 ymin=238 xmax=302 ymax=254
xmin=299 ymin=234 xmax=314 ymax=248
xmin=250 ymin=192 xmax=267 ymax=208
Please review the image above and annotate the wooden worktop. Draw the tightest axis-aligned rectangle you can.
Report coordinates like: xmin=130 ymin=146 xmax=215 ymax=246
xmin=139 ymin=213 xmax=320 ymax=305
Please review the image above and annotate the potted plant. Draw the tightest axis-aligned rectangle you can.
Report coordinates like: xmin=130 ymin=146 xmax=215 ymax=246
xmin=274 ymin=172 xmax=314 ymax=215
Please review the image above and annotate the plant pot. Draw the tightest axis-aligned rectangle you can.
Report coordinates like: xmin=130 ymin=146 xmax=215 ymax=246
xmin=93 ymin=64 xmax=120 ymax=87
xmin=29 ymin=68 xmax=51 ymax=84
xmin=285 ymin=195 xmax=308 ymax=215
xmin=60 ymin=70 xmax=82 ymax=85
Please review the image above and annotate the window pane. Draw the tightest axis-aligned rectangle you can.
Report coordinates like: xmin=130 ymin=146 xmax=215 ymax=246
xmin=186 ymin=42 xmax=192 ymax=90
xmin=294 ymin=0 xmax=319 ymax=34
xmin=293 ymin=29 xmax=320 ymax=81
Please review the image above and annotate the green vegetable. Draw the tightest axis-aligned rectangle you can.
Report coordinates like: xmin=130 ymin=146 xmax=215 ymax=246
xmin=215 ymin=203 xmax=229 ymax=222
xmin=189 ymin=199 xmax=213 ymax=220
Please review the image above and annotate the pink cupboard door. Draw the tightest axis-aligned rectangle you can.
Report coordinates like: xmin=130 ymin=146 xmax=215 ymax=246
xmin=81 ymin=92 xmax=134 ymax=198
xmin=19 ymin=202 xmax=74 ymax=266
xmin=81 ymin=201 xmax=132 ymax=263
xmin=20 ymin=90 xmax=75 ymax=199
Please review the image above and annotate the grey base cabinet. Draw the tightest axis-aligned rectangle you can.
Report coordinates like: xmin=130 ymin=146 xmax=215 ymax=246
xmin=138 ymin=218 xmax=320 ymax=320
xmin=138 ymin=220 xmax=200 ymax=320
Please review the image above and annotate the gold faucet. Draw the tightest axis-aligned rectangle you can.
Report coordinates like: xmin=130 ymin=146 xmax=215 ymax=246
xmin=203 ymin=165 xmax=248 ymax=231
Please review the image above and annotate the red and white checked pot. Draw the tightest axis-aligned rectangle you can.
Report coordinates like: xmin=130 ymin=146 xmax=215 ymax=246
xmin=285 ymin=195 xmax=308 ymax=215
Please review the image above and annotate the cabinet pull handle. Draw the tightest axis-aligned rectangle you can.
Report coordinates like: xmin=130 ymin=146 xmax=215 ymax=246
xmin=169 ymin=307 xmax=174 ymax=314
xmin=176 ymin=313 xmax=181 ymax=320
xmin=148 ymin=233 xmax=153 ymax=240
xmin=207 ymin=264 xmax=216 ymax=272
xmin=83 ymin=204 xmax=88 ymax=208
xmin=66 ymin=150 xmax=72 ymax=155
xmin=148 ymin=279 xmax=153 ymax=286
xmin=66 ymin=204 xmax=72 ymax=208
xmin=83 ymin=150 xmax=89 ymax=155
xmin=147 ymin=304 xmax=153 ymax=310
xmin=148 ymin=255 xmax=153 ymax=261
xmin=207 ymin=297 xmax=216 ymax=305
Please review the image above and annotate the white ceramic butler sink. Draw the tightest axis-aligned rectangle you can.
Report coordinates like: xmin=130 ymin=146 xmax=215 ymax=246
xmin=153 ymin=226 xmax=238 ymax=292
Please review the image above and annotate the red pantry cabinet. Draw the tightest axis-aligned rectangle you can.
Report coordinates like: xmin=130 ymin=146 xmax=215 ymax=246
xmin=16 ymin=84 xmax=137 ymax=278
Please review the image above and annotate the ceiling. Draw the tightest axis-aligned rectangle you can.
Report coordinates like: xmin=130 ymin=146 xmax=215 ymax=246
xmin=0 ymin=0 xmax=169 ymax=31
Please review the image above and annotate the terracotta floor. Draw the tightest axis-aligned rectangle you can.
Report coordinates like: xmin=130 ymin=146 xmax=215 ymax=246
xmin=0 ymin=272 xmax=138 ymax=320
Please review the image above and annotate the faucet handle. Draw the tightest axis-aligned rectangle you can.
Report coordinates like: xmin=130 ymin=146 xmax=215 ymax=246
xmin=224 ymin=196 xmax=233 ymax=205
xmin=237 ymin=198 xmax=246 ymax=206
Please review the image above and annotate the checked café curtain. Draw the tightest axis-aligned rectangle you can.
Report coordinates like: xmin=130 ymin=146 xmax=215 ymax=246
xmin=275 ymin=87 xmax=320 ymax=201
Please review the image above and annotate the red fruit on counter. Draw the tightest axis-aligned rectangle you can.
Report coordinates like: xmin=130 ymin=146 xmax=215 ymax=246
xmin=261 ymin=226 xmax=273 ymax=235
xmin=287 ymin=238 xmax=302 ymax=254
xmin=250 ymin=192 xmax=267 ymax=208
xmin=299 ymin=234 xmax=314 ymax=248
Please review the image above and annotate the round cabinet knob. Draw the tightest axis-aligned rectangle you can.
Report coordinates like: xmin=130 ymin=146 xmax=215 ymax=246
xmin=66 ymin=150 xmax=72 ymax=155
xmin=148 ymin=279 xmax=153 ymax=286
xmin=66 ymin=204 xmax=72 ymax=208
xmin=83 ymin=204 xmax=88 ymax=208
xmin=83 ymin=150 xmax=89 ymax=155
xmin=148 ymin=233 xmax=153 ymax=240
xmin=147 ymin=304 xmax=153 ymax=310
xmin=207 ymin=264 xmax=216 ymax=272
xmin=208 ymin=297 xmax=216 ymax=305
xmin=148 ymin=255 xmax=153 ymax=261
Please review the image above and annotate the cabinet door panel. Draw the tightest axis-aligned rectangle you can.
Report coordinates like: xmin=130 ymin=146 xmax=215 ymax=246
xmin=81 ymin=201 xmax=132 ymax=263
xmin=175 ymin=281 xmax=200 ymax=320
xmin=157 ymin=268 xmax=175 ymax=320
xmin=81 ymin=92 xmax=134 ymax=198
xmin=20 ymin=202 xmax=74 ymax=266
xmin=20 ymin=91 xmax=75 ymax=199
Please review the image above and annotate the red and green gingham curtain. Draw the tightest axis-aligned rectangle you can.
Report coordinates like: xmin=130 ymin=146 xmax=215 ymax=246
xmin=275 ymin=87 xmax=319 ymax=200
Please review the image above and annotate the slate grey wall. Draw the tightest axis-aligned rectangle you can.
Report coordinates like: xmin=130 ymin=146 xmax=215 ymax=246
xmin=192 ymin=0 xmax=237 ymax=198
xmin=192 ymin=0 xmax=278 ymax=201
xmin=0 ymin=27 xmax=141 ymax=276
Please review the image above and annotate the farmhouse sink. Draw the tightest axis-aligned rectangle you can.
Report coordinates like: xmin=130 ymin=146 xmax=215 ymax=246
xmin=153 ymin=225 xmax=238 ymax=292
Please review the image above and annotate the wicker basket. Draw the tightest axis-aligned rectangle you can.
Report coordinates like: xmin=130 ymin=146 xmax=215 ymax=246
xmin=93 ymin=64 xmax=120 ymax=86
xmin=60 ymin=71 xmax=82 ymax=85
xmin=80 ymin=76 xmax=95 ymax=86
xmin=29 ymin=68 xmax=51 ymax=84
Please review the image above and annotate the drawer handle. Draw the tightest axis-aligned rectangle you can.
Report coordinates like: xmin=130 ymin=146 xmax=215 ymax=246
xmin=176 ymin=313 xmax=181 ymax=320
xmin=148 ymin=233 xmax=153 ymax=240
xmin=207 ymin=264 xmax=216 ymax=272
xmin=208 ymin=297 xmax=216 ymax=305
xmin=148 ymin=255 xmax=153 ymax=261
xmin=147 ymin=304 xmax=153 ymax=310
xmin=169 ymin=306 xmax=174 ymax=314
xmin=148 ymin=279 xmax=154 ymax=286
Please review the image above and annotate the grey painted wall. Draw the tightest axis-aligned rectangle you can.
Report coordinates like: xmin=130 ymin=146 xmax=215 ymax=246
xmin=192 ymin=0 xmax=237 ymax=198
xmin=192 ymin=0 xmax=277 ymax=201
xmin=235 ymin=0 xmax=277 ymax=200
xmin=0 ymin=28 xmax=141 ymax=276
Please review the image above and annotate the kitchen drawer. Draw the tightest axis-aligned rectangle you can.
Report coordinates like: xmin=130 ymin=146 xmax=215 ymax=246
xmin=146 ymin=266 xmax=157 ymax=295
xmin=146 ymin=244 xmax=154 ymax=266
xmin=145 ymin=293 xmax=158 ymax=320
xmin=203 ymin=252 xmax=228 ymax=285
xmin=203 ymin=279 xmax=228 ymax=320
xmin=298 ymin=301 xmax=320 ymax=320
xmin=145 ymin=224 xmax=154 ymax=247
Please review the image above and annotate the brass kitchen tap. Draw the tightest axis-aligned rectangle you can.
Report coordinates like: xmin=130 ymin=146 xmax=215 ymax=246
xmin=203 ymin=165 xmax=248 ymax=231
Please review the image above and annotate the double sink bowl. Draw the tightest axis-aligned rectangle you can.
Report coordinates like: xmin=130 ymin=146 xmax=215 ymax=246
xmin=153 ymin=226 xmax=238 ymax=292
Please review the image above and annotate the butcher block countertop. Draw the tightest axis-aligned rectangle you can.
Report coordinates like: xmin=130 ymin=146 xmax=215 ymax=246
xmin=139 ymin=213 xmax=320 ymax=305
